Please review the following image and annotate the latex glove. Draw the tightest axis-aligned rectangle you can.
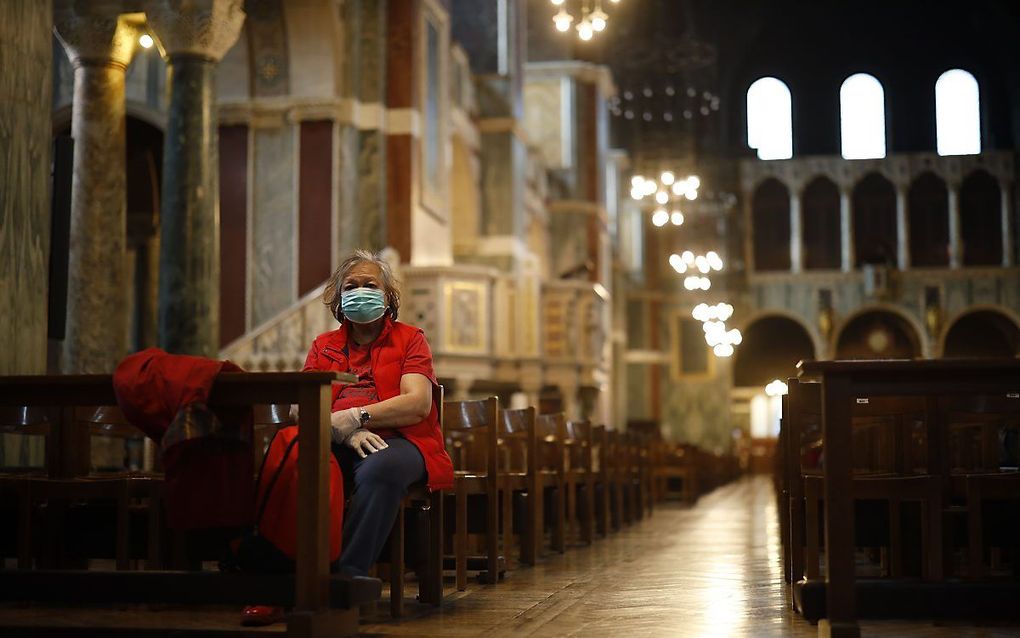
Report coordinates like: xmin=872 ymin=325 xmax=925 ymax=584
xmin=346 ymin=428 xmax=389 ymax=459
xmin=330 ymin=407 xmax=361 ymax=444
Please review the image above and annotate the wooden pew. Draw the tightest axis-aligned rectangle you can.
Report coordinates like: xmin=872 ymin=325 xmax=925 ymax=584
xmin=381 ymin=384 xmax=445 ymax=617
xmin=443 ymin=396 xmax=501 ymax=590
xmin=796 ymin=359 xmax=1020 ymax=637
xmin=0 ymin=372 xmax=378 ymax=638
xmin=499 ymin=407 xmax=539 ymax=565
xmin=562 ymin=419 xmax=595 ymax=546
xmin=535 ymin=412 xmax=567 ymax=554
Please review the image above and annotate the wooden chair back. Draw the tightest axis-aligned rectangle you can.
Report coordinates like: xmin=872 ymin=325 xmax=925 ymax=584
xmin=535 ymin=413 xmax=565 ymax=473
xmin=499 ymin=407 xmax=535 ymax=474
xmin=443 ymin=397 xmax=499 ymax=477
xmin=0 ymin=407 xmax=50 ymax=473
xmin=563 ymin=420 xmax=592 ymax=472
xmin=252 ymin=404 xmax=296 ymax=467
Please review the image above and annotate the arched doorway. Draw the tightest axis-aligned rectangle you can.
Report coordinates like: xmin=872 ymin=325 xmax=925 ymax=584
xmin=835 ymin=310 xmax=921 ymax=359
xmin=125 ymin=116 xmax=163 ymax=351
xmin=734 ymin=315 xmax=815 ymax=441
xmin=734 ymin=315 xmax=816 ymax=388
xmin=752 ymin=178 xmax=792 ymax=272
xmin=908 ymin=171 xmax=950 ymax=267
xmin=801 ymin=176 xmax=841 ymax=270
xmin=852 ymin=172 xmax=897 ymax=267
xmin=942 ymin=310 xmax=1020 ymax=358
xmin=960 ymin=170 xmax=1003 ymax=266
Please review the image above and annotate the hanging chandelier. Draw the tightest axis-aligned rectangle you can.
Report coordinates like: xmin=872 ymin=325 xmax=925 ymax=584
xmin=629 ymin=171 xmax=699 ymax=227
xmin=550 ymin=0 xmax=620 ymax=42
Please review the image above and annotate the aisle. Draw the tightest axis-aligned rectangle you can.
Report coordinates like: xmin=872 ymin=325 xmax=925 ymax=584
xmin=362 ymin=476 xmax=1016 ymax=638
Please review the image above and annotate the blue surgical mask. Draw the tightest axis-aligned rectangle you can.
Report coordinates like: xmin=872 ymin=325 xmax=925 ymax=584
xmin=341 ymin=288 xmax=387 ymax=324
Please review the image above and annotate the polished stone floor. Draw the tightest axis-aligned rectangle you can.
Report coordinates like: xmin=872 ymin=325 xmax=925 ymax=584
xmin=2 ymin=476 xmax=1017 ymax=636
xmin=361 ymin=476 xmax=1019 ymax=638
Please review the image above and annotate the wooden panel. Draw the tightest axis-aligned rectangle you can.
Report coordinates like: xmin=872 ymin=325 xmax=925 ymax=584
xmin=298 ymin=120 xmax=334 ymax=295
xmin=218 ymin=125 xmax=248 ymax=346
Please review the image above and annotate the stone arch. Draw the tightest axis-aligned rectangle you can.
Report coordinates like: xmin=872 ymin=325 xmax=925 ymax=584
xmin=800 ymin=175 xmax=841 ymax=270
xmin=751 ymin=178 xmax=791 ymax=272
xmin=959 ymin=169 xmax=1003 ymax=266
xmin=733 ymin=313 xmax=817 ymax=388
xmin=940 ymin=307 xmax=1020 ymax=358
xmin=852 ymin=172 xmax=896 ymax=267
xmin=834 ymin=306 xmax=924 ymax=360
xmin=908 ymin=171 xmax=950 ymax=267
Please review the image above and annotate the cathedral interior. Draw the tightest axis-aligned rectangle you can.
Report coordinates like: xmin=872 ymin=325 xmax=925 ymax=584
xmin=2 ymin=0 xmax=1020 ymax=636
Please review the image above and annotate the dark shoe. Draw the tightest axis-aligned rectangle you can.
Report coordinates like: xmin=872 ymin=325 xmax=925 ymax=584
xmin=240 ymin=605 xmax=284 ymax=626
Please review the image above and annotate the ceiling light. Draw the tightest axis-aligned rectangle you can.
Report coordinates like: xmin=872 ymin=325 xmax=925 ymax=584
xmin=553 ymin=10 xmax=573 ymax=32
xmin=670 ymin=211 xmax=684 ymax=226
xmin=660 ymin=171 xmax=675 ymax=186
xmin=655 ymin=191 xmax=669 ymax=205
xmin=590 ymin=9 xmax=608 ymax=32
xmin=577 ymin=19 xmax=594 ymax=40
xmin=652 ymin=209 xmax=669 ymax=227
xmin=139 ymin=33 xmax=154 ymax=48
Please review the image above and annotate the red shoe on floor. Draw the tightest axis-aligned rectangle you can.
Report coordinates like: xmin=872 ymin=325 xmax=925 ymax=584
xmin=240 ymin=605 xmax=285 ymax=626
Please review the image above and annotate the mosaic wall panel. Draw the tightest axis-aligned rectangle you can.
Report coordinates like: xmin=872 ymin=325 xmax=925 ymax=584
xmin=252 ymin=126 xmax=296 ymax=326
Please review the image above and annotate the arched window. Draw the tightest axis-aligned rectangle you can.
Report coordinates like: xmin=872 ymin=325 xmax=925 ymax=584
xmin=840 ymin=73 xmax=886 ymax=160
xmin=747 ymin=77 xmax=793 ymax=160
xmin=936 ymin=69 xmax=981 ymax=156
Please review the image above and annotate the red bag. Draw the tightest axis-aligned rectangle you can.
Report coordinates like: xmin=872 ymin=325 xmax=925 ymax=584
xmin=254 ymin=426 xmax=344 ymax=562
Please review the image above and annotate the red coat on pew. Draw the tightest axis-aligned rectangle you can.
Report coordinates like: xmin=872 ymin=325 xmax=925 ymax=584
xmin=114 ymin=348 xmax=254 ymax=530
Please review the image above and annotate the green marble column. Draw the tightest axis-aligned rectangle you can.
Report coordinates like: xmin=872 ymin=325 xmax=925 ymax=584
xmin=145 ymin=0 xmax=244 ymax=356
xmin=157 ymin=55 xmax=219 ymax=355
xmin=54 ymin=2 xmax=139 ymax=373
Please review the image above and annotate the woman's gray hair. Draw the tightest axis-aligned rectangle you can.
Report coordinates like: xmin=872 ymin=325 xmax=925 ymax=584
xmin=323 ymin=249 xmax=401 ymax=322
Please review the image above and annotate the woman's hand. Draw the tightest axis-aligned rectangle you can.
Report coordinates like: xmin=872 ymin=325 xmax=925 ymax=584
xmin=345 ymin=429 xmax=389 ymax=458
xmin=330 ymin=407 xmax=361 ymax=444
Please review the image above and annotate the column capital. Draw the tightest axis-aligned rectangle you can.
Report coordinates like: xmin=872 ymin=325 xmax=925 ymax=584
xmin=54 ymin=0 xmax=140 ymax=69
xmin=143 ymin=0 xmax=245 ymax=62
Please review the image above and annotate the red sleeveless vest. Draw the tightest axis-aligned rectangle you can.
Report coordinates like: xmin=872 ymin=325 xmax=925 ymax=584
xmin=303 ymin=319 xmax=454 ymax=491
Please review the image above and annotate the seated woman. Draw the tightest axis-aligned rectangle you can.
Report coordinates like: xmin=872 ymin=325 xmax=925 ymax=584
xmin=302 ymin=249 xmax=454 ymax=577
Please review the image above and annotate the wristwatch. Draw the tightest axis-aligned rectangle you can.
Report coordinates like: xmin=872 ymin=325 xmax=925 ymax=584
xmin=358 ymin=407 xmax=371 ymax=426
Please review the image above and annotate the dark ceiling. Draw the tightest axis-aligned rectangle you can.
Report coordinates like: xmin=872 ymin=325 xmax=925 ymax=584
xmin=526 ymin=0 xmax=1020 ymax=162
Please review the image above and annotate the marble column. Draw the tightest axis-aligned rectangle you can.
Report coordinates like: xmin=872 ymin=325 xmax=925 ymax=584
xmin=839 ymin=188 xmax=854 ymax=272
xmin=789 ymin=191 xmax=803 ymax=273
xmin=1 ymin=2 xmax=52 ymax=466
xmin=1001 ymin=184 xmax=1014 ymax=267
xmin=947 ymin=184 xmax=962 ymax=269
xmin=145 ymin=0 xmax=245 ymax=357
xmin=895 ymin=185 xmax=910 ymax=270
xmin=54 ymin=1 xmax=139 ymax=373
